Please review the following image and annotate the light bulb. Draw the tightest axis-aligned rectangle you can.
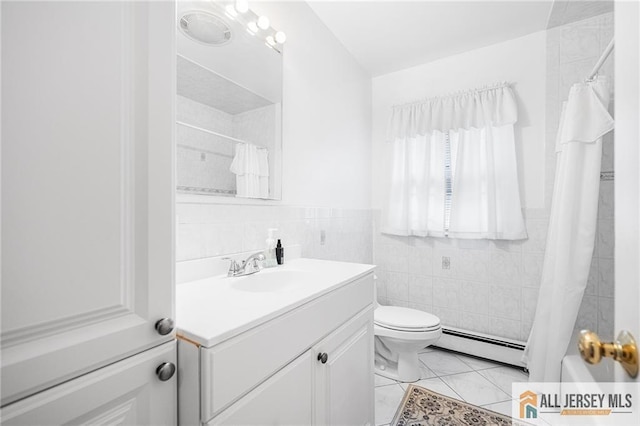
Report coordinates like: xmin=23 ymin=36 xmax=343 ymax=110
xmin=235 ymin=0 xmax=249 ymax=13
xmin=257 ymin=15 xmax=270 ymax=30
xmin=225 ymin=5 xmax=237 ymax=17
xmin=247 ymin=21 xmax=258 ymax=33
xmin=274 ymin=31 xmax=286 ymax=44
xmin=265 ymin=35 xmax=276 ymax=46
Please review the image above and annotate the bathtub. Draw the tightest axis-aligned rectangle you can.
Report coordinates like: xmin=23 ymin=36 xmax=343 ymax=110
xmin=561 ymin=353 xmax=614 ymax=383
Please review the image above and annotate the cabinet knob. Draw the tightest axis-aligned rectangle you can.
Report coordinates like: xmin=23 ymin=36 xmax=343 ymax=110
xmin=156 ymin=362 xmax=176 ymax=381
xmin=317 ymin=352 xmax=328 ymax=364
xmin=155 ymin=318 xmax=174 ymax=336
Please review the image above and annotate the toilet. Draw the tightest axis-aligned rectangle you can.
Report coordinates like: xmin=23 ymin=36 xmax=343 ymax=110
xmin=374 ymin=305 xmax=442 ymax=382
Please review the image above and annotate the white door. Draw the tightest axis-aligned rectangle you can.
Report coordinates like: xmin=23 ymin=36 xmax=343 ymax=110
xmin=313 ymin=307 xmax=374 ymax=426
xmin=1 ymin=0 xmax=175 ymax=405
xmin=614 ymin=1 xmax=640 ymax=384
xmin=0 ymin=341 xmax=177 ymax=425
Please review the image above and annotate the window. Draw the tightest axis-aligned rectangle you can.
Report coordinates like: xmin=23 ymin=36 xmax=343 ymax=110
xmin=383 ymin=84 xmax=527 ymax=240
xmin=443 ymin=131 xmax=452 ymax=236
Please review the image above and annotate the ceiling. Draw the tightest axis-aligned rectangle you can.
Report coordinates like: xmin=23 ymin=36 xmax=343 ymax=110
xmin=547 ymin=0 xmax=613 ymax=28
xmin=307 ymin=1 xmax=612 ymax=77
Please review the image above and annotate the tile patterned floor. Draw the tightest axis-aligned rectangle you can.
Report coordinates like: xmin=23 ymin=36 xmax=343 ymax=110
xmin=374 ymin=348 xmax=529 ymax=426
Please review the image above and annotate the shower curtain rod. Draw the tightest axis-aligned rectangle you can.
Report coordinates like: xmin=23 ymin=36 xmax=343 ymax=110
xmin=587 ymin=38 xmax=615 ymax=81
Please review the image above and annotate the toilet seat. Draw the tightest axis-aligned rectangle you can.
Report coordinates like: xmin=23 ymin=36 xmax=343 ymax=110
xmin=374 ymin=306 xmax=440 ymax=332
xmin=373 ymin=305 xmax=442 ymax=382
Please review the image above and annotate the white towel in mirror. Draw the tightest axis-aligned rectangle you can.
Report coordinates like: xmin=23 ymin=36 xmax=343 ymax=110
xmin=230 ymin=143 xmax=269 ymax=198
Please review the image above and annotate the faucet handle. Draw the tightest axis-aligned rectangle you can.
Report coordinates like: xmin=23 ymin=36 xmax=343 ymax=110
xmin=251 ymin=252 xmax=266 ymax=262
xmin=222 ymin=257 xmax=241 ymax=276
xmin=245 ymin=252 xmax=265 ymax=269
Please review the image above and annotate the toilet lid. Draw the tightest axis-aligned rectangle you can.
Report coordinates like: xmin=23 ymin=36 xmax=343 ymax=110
xmin=375 ymin=306 xmax=440 ymax=331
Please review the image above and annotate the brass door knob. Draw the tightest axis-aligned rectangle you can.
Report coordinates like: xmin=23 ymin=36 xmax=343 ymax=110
xmin=578 ymin=329 xmax=638 ymax=378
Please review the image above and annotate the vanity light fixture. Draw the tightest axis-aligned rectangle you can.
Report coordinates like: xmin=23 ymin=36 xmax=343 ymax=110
xmin=247 ymin=21 xmax=258 ymax=34
xmin=235 ymin=0 xmax=249 ymax=14
xmin=182 ymin=1 xmax=285 ymax=51
xmin=257 ymin=15 xmax=270 ymax=30
xmin=224 ymin=5 xmax=237 ymax=18
xmin=274 ymin=31 xmax=286 ymax=44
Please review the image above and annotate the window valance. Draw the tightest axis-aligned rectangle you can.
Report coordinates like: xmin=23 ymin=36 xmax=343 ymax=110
xmin=386 ymin=83 xmax=518 ymax=141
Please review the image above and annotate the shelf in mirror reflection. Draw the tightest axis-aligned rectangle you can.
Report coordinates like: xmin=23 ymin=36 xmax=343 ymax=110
xmin=177 ymin=120 xmax=267 ymax=149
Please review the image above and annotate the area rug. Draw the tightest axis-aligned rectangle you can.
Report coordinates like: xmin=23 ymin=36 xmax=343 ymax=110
xmin=391 ymin=384 xmax=526 ymax=426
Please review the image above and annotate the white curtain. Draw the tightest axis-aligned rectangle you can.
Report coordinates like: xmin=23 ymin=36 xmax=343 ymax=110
xmin=385 ymin=132 xmax=447 ymax=237
xmin=383 ymin=83 xmax=527 ymax=240
xmin=523 ymin=76 xmax=614 ymax=382
xmin=229 ymin=143 xmax=269 ymax=198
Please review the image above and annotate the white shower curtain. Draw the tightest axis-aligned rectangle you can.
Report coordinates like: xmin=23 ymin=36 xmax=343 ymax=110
xmin=524 ymin=76 xmax=614 ymax=382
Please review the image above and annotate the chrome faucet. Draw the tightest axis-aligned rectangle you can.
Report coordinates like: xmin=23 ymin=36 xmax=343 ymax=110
xmin=222 ymin=252 xmax=266 ymax=277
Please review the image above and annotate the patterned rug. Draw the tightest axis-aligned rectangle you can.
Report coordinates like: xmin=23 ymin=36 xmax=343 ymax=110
xmin=391 ymin=384 xmax=527 ymax=426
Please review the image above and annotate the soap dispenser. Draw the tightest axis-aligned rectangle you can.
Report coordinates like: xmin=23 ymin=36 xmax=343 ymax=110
xmin=264 ymin=228 xmax=278 ymax=268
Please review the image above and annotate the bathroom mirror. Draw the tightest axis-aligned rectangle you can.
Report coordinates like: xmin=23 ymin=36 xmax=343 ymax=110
xmin=176 ymin=1 xmax=283 ymax=200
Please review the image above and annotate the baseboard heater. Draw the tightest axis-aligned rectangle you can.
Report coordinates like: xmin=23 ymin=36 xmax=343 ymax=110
xmin=435 ymin=326 xmax=527 ymax=369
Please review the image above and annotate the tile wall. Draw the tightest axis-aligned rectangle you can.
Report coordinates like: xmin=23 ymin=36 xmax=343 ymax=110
xmin=176 ymin=95 xmax=236 ymax=193
xmin=176 ymin=203 xmax=373 ymax=265
xmin=373 ymin=12 xmax=615 ymax=342
xmin=373 ymin=209 xmax=547 ymax=342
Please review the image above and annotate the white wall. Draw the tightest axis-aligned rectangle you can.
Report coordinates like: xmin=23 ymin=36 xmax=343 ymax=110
xmin=372 ymin=30 xmax=546 ymax=211
xmin=176 ymin=1 xmax=373 ymax=263
xmin=254 ymin=1 xmax=372 ymax=209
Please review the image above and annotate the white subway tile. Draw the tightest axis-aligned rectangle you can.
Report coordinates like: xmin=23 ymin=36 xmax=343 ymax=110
xmin=385 ymin=272 xmax=409 ymax=302
xmin=176 ymin=223 xmax=204 ymax=261
xmin=597 ymin=258 xmax=614 ymax=298
xmin=488 ymin=286 xmax=522 ymax=321
xmin=489 ymin=251 xmax=523 ymax=286
xmin=408 ymin=275 xmax=433 ymax=307
xmin=522 ymin=253 xmax=544 ymax=288
xmin=408 ymin=246 xmax=433 ymax=276
xmin=459 ymin=281 xmax=489 ymax=315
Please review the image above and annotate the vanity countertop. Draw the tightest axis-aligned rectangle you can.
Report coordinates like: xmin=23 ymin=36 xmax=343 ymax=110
xmin=176 ymin=258 xmax=375 ymax=348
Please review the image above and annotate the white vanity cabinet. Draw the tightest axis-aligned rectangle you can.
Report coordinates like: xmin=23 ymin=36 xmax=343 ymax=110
xmin=204 ymin=348 xmax=314 ymax=426
xmin=312 ymin=307 xmax=374 ymax=426
xmin=177 ymin=266 xmax=375 ymax=426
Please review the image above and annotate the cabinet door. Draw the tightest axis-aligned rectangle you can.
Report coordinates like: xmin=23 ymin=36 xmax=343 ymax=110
xmin=1 ymin=1 xmax=175 ymax=406
xmin=207 ymin=351 xmax=313 ymax=426
xmin=313 ymin=307 xmax=374 ymax=426
xmin=0 ymin=341 xmax=177 ymax=425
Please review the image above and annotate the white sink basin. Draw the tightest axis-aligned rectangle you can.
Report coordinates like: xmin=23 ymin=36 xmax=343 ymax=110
xmin=230 ymin=269 xmax=308 ymax=293
xmin=177 ymin=258 xmax=376 ymax=347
